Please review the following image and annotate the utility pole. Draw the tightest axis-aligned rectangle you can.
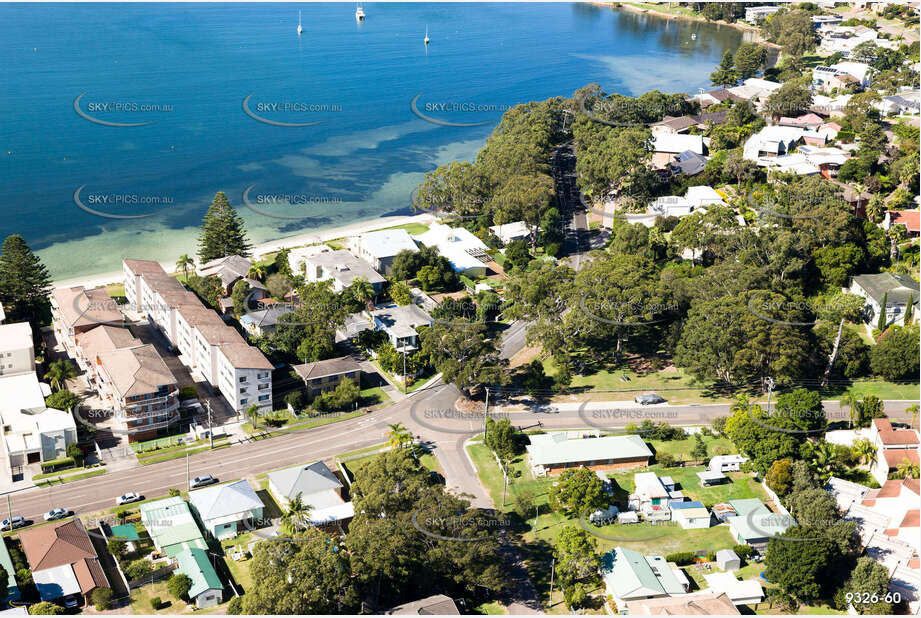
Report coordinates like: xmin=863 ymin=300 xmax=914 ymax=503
xmin=549 ymin=558 xmax=555 ymax=606
xmin=402 ymin=348 xmax=407 ymax=394
xmin=766 ymin=376 xmax=775 ymax=414
xmin=533 ymin=504 xmax=539 ymax=530
xmin=483 ymin=387 xmax=490 ymax=439
xmin=6 ymin=496 xmax=11 ymax=529
xmin=205 ymin=401 xmax=214 ymax=450
xmin=186 ymin=452 xmax=190 ymax=491
xmin=501 ymin=459 xmax=508 ymax=507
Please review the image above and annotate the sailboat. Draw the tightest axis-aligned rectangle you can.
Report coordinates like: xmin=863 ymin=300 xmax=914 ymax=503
xmin=424 ymin=25 xmax=430 ymax=45
xmin=355 ymin=3 xmax=365 ymax=21
xmin=297 ymin=10 xmax=303 ymax=35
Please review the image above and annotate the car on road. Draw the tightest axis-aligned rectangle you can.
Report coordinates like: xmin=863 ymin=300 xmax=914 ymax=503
xmin=116 ymin=492 xmax=143 ymax=506
xmin=634 ymin=393 xmax=666 ymax=405
xmin=190 ymin=475 xmax=217 ymax=489
xmin=0 ymin=516 xmax=26 ymax=531
xmin=43 ymin=508 xmax=68 ymax=522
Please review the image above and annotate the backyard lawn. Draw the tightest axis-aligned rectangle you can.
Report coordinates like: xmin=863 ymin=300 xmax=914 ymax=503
xmin=607 ymin=464 xmax=769 ymax=509
xmin=130 ymin=580 xmax=189 ymax=614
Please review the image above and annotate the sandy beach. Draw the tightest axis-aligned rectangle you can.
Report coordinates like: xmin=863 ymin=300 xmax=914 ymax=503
xmin=52 ymin=212 xmax=438 ymax=290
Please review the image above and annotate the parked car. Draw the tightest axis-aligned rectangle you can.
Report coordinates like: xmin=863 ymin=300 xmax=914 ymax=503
xmin=190 ymin=475 xmax=217 ymax=489
xmin=116 ymin=492 xmax=142 ymax=506
xmin=635 ymin=393 xmax=666 ymax=405
xmin=43 ymin=508 xmax=68 ymax=522
xmin=0 ymin=516 xmax=26 ymax=531
xmin=63 ymin=596 xmax=81 ymax=609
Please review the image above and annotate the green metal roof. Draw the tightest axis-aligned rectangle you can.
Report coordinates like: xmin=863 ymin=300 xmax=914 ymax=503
xmin=601 ymin=547 xmax=665 ymax=599
xmin=728 ymin=499 xmax=792 ymax=541
xmin=110 ymin=524 xmax=140 ymax=541
xmin=0 ymin=536 xmax=20 ymax=601
xmin=164 ymin=538 xmax=207 ymax=558
xmin=139 ymin=497 xmax=205 ymax=551
xmin=176 ymin=547 xmax=222 ymax=598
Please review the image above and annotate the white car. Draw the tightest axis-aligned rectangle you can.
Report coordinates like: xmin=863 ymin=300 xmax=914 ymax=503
xmin=43 ymin=508 xmax=68 ymax=522
xmin=0 ymin=516 xmax=26 ymax=531
xmin=116 ymin=492 xmax=142 ymax=506
xmin=190 ymin=475 xmax=217 ymax=489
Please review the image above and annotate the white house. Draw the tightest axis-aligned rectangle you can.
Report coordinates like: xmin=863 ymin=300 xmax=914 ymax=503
xmin=413 ymin=223 xmax=490 ymax=277
xmin=601 ymin=547 xmax=689 ymax=605
xmin=849 ymin=272 xmax=920 ymax=329
xmin=742 ymin=126 xmax=805 ymax=161
xmin=489 ymin=221 xmax=532 ymax=245
xmin=745 ymin=5 xmax=782 ymax=22
xmin=703 ymin=573 xmax=764 ymax=606
xmin=302 ymin=250 xmax=386 ymax=294
xmin=370 ymin=304 xmax=434 ymax=352
xmin=268 ymin=461 xmax=354 ymax=526
xmin=188 ymin=479 xmax=265 ymax=540
xmin=350 ymin=229 xmax=418 ymax=276
xmin=0 ymin=322 xmax=35 ymax=377
xmin=709 ymin=455 xmax=747 ymax=472
xmin=668 ymin=500 xmax=712 ymax=529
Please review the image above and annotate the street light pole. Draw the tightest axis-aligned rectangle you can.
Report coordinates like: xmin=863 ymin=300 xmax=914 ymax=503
xmin=206 ymin=401 xmax=213 ymax=450
xmin=483 ymin=387 xmax=490 ymax=439
xmin=186 ymin=452 xmax=190 ymax=492
xmin=766 ymin=376 xmax=775 ymax=414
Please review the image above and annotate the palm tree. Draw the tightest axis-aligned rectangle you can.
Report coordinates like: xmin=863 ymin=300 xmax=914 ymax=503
xmin=896 ymin=457 xmax=920 ymax=480
xmin=807 ymin=441 xmax=838 ymax=481
xmin=246 ymin=403 xmax=262 ymax=430
xmin=176 ymin=254 xmax=194 ymax=282
xmin=280 ymin=492 xmax=313 ymax=536
xmin=386 ymin=423 xmax=412 ymax=450
xmin=247 ymin=263 xmax=267 ymax=282
xmin=348 ymin=277 xmax=376 ymax=312
xmin=906 ymin=404 xmax=920 ymax=430
xmin=852 ymin=438 xmax=877 ymax=469
xmin=839 ymin=393 xmax=861 ymax=429
xmin=44 ymin=359 xmax=77 ymax=391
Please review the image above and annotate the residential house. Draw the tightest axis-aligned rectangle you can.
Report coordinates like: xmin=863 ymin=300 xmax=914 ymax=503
xmin=745 ymin=5 xmax=782 ymax=22
xmin=489 ymin=221 xmax=532 ymax=245
xmin=175 ymin=547 xmax=223 ymax=609
xmin=869 ymin=418 xmax=920 ymax=484
xmin=668 ymin=150 xmax=709 ymax=176
xmin=601 ymin=547 xmax=689 ymax=605
xmin=650 ymin=134 xmax=706 ymax=172
xmin=726 ymin=499 xmax=792 ymax=551
xmin=370 ymin=304 xmax=434 ymax=352
xmin=95 ymin=344 xmax=180 ymax=441
xmin=302 ymin=250 xmax=386 ymax=295
xmin=189 ymin=479 xmax=264 ymax=540
xmin=350 ymin=229 xmax=418 ymax=276
xmin=0 ymin=534 xmax=19 ymax=602
xmin=742 ymin=126 xmax=805 ymax=161
xmin=0 ymin=372 xmax=77 ymax=477
xmin=197 ymin=255 xmax=263 ymax=299
xmin=640 ymin=185 xmax=725 ymax=225
xmin=830 ymin=61 xmax=873 ymax=88
xmin=669 ymin=500 xmax=711 ymax=529
xmin=849 ymin=273 xmax=920 ymax=328
xmin=652 ymin=113 xmax=729 ymax=135
xmin=690 ymin=88 xmax=744 ymax=108
xmin=51 ymin=286 xmax=123 ymax=357
xmin=0 ymin=322 xmax=34 ymax=377
xmin=819 ymin=25 xmax=878 ymax=58
xmin=287 ymin=244 xmax=335 ymax=276
xmin=716 ymin=549 xmax=741 ymax=572
xmin=712 ymin=502 xmax=737 ymax=523
xmin=526 ymin=433 xmax=652 ymax=476
xmin=292 ymin=356 xmax=362 ymax=399
xmin=777 ymin=113 xmax=825 ymax=131
xmin=139 ymin=496 xmax=209 ymax=557
xmin=812 ymin=93 xmax=853 ymax=117
xmin=268 ymin=461 xmax=354 ymax=526
xmin=386 ymin=594 xmax=460 ymax=615
xmin=703 ymin=573 xmax=764 ymax=606
xmin=633 ymin=472 xmax=672 ymax=521
xmin=239 ymin=305 xmax=296 ymax=338
xmin=413 ymin=223 xmax=490 ymax=277
xmin=812 ymin=65 xmax=861 ymax=92
xmin=728 ymin=78 xmax=783 ymax=108
xmin=875 ymin=91 xmax=921 ymax=116
xmin=885 ymin=210 xmax=921 ymax=238
xmin=18 ymin=519 xmax=109 ymax=606
xmin=811 ymin=14 xmax=843 ymax=28
xmin=625 ymin=590 xmax=740 ymax=615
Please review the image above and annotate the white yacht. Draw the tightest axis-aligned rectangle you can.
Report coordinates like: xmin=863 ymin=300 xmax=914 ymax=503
xmin=297 ymin=10 xmax=303 ymax=35
xmin=355 ymin=3 xmax=365 ymax=21
xmin=424 ymin=25 xmax=430 ymax=45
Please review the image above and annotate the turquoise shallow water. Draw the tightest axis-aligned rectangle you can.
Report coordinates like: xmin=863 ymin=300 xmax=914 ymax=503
xmin=0 ymin=2 xmax=747 ymax=279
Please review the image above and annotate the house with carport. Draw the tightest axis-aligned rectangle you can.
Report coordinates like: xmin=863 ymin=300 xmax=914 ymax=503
xmin=268 ymin=461 xmax=354 ymax=526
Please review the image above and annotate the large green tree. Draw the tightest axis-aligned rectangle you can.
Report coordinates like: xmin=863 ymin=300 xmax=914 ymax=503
xmin=711 ymin=50 xmax=739 ymax=87
xmin=197 ymin=191 xmax=251 ymax=262
xmin=870 ymin=324 xmax=920 ymax=381
xmin=420 ymin=321 xmax=506 ymax=398
xmin=733 ymin=43 xmax=767 ymax=80
xmin=0 ymin=234 xmax=51 ymax=323
xmin=548 ymin=467 xmax=608 ymax=517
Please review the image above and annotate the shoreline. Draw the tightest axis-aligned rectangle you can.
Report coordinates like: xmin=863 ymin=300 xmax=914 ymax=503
xmin=600 ymin=2 xmax=783 ymax=50
xmin=52 ymin=212 xmax=437 ymax=290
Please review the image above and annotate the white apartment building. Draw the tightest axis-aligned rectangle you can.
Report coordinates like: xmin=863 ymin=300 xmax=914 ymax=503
xmin=217 ymin=343 xmax=273 ymax=414
xmin=0 ymin=322 xmax=35 ymax=377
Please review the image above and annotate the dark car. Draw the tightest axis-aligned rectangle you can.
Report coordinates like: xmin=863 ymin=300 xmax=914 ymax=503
xmin=634 ymin=393 xmax=666 ymax=405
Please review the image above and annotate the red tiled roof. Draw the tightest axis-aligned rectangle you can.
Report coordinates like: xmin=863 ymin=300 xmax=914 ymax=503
xmin=862 ymin=499 xmax=876 ymax=507
xmin=900 ymin=510 xmax=920 ymax=528
xmin=19 ymin=519 xmax=99 ymax=572
xmin=883 ymin=449 xmax=920 ymax=469
xmin=904 ymin=478 xmax=920 ymax=495
xmin=884 ymin=528 xmax=899 ymax=536
xmin=890 ymin=210 xmax=921 ymax=233
xmin=909 ymin=559 xmax=920 ymax=570
xmin=874 ymin=418 xmax=920 ymax=446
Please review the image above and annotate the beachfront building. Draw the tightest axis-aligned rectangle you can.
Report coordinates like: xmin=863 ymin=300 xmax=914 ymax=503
xmin=51 ymin=286 xmax=123 ymax=357
xmin=292 ymin=357 xmax=362 ymax=400
xmin=0 ymin=322 xmax=35 ymax=378
xmin=188 ymin=479 xmax=265 ymax=540
xmin=268 ymin=461 xmax=354 ymax=526
xmin=601 ymin=547 xmax=689 ymax=605
xmin=123 ymin=259 xmax=274 ymax=415
xmin=413 ymin=223 xmax=490 ymax=277
xmin=489 ymin=221 xmax=532 ymax=245
xmin=19 ymin=519 xmax=109 ymax=607
xmin=74 ymin=324 xmax=139 ymax=384
xmin=526 ymin=432 xmax=652 ymax=476
xmin=350 ymin=229 xmax=418 ymax=276
xmin=744 ymin=5 xmax=782 ymax=23
xmin=302 ymin=250 xmax=386 ymax=295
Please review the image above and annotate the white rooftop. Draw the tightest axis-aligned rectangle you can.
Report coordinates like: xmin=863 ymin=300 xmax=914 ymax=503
xmin=413 ymin=223 xmax=489 ymax=272
xmin=703 ymin=572 xmax=764 ymax=604
xmin=526 ymin=433 xmax=652 ymax=467
xmin=651 ymin=133 xmax=704 ymax=155
xmin=0 ymin=322 xmax=32 ymax=354
xmin=33 ymin=564 xmax=81 ymax=601
xmin=357 ymin=229 xmax=418 ymax=258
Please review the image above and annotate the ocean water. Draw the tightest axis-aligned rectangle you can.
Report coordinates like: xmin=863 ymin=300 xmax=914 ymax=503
xmin=0 ymin=2 xmax=748 ymax=280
